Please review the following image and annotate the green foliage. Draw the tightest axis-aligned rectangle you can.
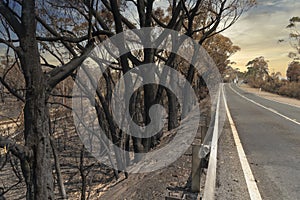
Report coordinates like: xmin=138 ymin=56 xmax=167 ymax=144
xmin=278 ymin=82 xmax=300 ymax=99
xmin=261 ymin=78 xmax=282 ymax=93
xmin=250 ymin=78 xmax=300 ymax=100
xmin=247 ymin=77 xmax=264 ymax=88
xmin=287 ymin=17 xmax=300 ymax=28
xmin=290 ymin=16 xmax=300 ymax=23
xmin=286 ymin=16 xmax=300 ymax=59
xmin=245 ymin=56 xmax=269 ymax=85
xmin=286 ymin=61 xmax=300 ymax=82
xmin=203 ymin=34 xmax=240 ymax=74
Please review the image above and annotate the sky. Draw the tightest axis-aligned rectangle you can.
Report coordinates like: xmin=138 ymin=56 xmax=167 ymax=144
xmin=1 ymin=0 xmax=299 ymax=77
xmin=222 ymin=0 xmax=300 ymax=76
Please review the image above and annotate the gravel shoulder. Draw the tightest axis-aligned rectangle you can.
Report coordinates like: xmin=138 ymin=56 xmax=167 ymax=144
xmin=239 ymin=84 xmax=300 ymax=107
xmin=215 ymin=119 xmax=250 ymax=200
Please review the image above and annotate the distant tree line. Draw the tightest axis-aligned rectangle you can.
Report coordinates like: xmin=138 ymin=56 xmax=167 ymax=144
xmin=242 ymin=16 xmax=300 ymax=99
xmin=243 ymin=56 xmax=300 ymax=99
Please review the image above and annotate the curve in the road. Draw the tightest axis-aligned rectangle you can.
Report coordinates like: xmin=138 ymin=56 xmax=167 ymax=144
xmin=229 ymin=84 xmax=300 ymax=126
xmin=222 ymin=84 xmax=262 ymax=200
xmin=224 ymin=83 xmax=300 ymax=200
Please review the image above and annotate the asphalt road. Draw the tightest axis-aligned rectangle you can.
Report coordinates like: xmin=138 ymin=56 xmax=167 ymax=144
xmin=224 ymin=83 xmax=300 ymax=200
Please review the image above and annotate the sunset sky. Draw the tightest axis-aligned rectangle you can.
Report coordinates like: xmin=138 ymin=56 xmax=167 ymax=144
xmin=223 ymin=0 xmax=300 ymax=76
xmin=1 ymin=0 xmax=299 ymax=77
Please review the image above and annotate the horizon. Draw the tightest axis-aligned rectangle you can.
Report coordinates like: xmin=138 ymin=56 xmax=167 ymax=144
xmin=223 ymin=0 xmax=300 ymax=77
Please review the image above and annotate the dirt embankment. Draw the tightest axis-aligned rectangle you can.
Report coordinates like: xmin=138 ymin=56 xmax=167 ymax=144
xmin=97 ymin=99 xmax=211 ymax=200
xmin=0 ymin=98 xmax=211 ymax=199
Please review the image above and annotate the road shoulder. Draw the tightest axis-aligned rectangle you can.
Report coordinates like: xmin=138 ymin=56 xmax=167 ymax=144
xmin=216 ymin=119 xmax=250 ymax=200
xmin=239 ymin=84 xmax=300 ymax=107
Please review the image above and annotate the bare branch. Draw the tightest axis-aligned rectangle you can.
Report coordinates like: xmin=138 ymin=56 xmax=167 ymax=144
xmin=47 ymin=42 xmax=95 ymax=88
xmin=0 ymin=38 xmax=21 ymax=53
xmin=0 ymin=1 xmax=23 ymax=38
xmin=36 ymin=30 xmax=113 ymax=43
xmin=36 ymin=15 xmax=78 ymax=56
xmin=0 ymin=76 xmax=25 ymax=102
xmin=0 ymin=136 xmax=32 ymax=160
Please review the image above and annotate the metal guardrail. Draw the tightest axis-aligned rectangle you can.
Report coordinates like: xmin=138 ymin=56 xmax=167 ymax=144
xmin=191 ymin=84 xmax=223 ymax=200
xmin=202 ymin=85 xmax=221 ymax=200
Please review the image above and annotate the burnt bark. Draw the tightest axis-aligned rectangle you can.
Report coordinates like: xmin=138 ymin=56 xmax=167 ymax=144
xmin=167 ymin=89 xmax=179 ymax=130
xmin=50 ymin=138 xmax=67 ymax=199
xmin=80 ymin=147 xmax=87 ymax=200
xmin=17 ymin=1 xmax=54 ymax=199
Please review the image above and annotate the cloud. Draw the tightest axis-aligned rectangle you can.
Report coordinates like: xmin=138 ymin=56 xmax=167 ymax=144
xmin=222 ymin=0 xmax=300 ymax=76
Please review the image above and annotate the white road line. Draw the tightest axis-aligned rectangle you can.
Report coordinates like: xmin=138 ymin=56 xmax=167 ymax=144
xmin=230 ymin=84 xmax=300 ymax=126
xmin=236 ymin=85 xmax=300 ymax=109
xmin=203 ymin=85 xmax=221 ymax=200
xmin=222 ymin=84 xmax=262 ymax=200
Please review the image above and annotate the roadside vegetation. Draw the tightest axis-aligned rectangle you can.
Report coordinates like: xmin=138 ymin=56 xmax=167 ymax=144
xmin=243 ymin=57 xmax=300 ymax=99
xmin=233 ymin=16 xmax=300 ymax=100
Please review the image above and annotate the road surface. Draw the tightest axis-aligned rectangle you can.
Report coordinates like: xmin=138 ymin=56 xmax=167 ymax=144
xmin=223 ymin=83 xmax=300 ymax=200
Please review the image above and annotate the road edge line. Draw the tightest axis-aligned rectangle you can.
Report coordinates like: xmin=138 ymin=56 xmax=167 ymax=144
xmin=236 ymin=85 xmax=300 ymax=109
xmin=229 ymin=84 xmax=300 ymax=126
xmin=222 ymin=84 xmax=262 ymax=200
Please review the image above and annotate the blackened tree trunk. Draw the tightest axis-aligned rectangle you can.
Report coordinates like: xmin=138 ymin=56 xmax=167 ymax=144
xmin=19 ymin=1 xmax=54 ymax=199
xmin=167 ymin=90 xmax=179 ymax=130
xmin=142 ymin=83 xmax=156 ymax=152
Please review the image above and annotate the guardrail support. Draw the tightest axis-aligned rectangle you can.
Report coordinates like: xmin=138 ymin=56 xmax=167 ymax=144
xmin=192 ymin=144 xmax=201 ymax=192
xmin=200 ymin=126 xmax=208 ymax=143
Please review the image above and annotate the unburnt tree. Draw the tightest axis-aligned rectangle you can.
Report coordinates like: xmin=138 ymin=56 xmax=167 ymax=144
xmin=246 ymin=56 xmax=269 ymax=78
xmin=203 ymin=34 xmax=240 ymax=74
xmin=287 ymin=61 xmax=300 ymax=82
xmin=286 ymin=16 xmax=300 ymax=60
xmin=245 ymin=56 xmax=269 ymax=87
xmin=285 ymin=17 xmax=300 ymax=82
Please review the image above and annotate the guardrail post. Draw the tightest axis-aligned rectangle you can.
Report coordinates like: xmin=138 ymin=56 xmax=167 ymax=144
xmin=200 ymin=125 xmax=208 ymax=142
xmin=191 ymin=144 xmax=201 ymax=192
